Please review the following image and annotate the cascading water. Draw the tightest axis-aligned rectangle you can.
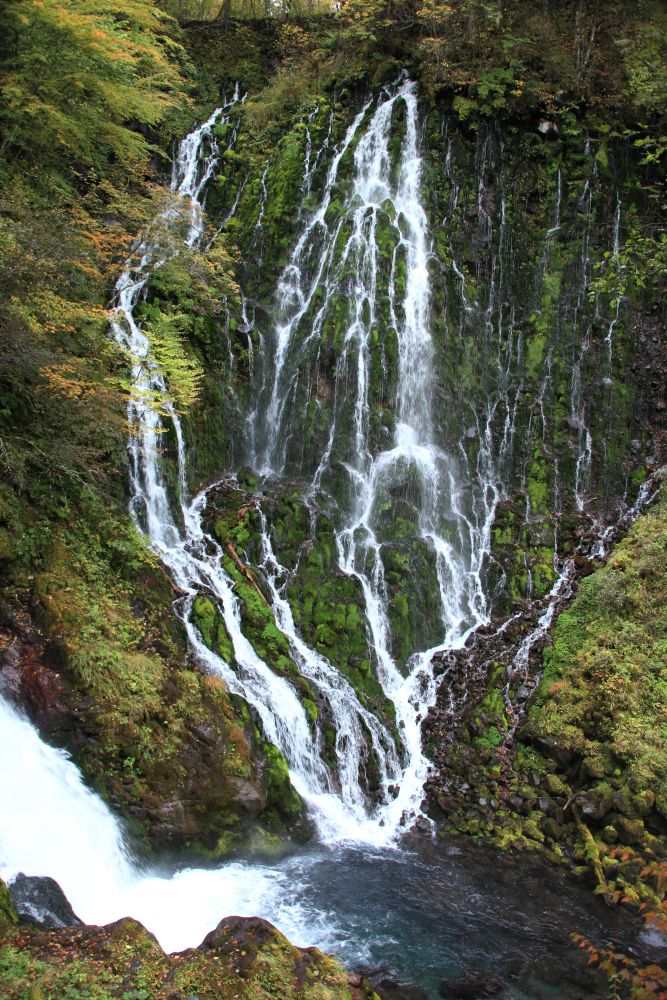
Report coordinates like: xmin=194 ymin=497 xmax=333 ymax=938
xmin=244 ymin=78 xmax=500 ymax=829
xmin=113 ymin=77 xmax=483 ymax=841
xmin=0 ymin=81 xmax=491 ymax=918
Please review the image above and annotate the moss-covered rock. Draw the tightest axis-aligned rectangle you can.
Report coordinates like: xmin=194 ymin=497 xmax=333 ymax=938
xmin=426 ymin=486 xmax=667 ymax=918
xmin=524 ymin=484 xmax=667 ymax=818
xmin=9 ymin=511 xmax=308 ymax=860
xmin=0 ymin=882 xmax=18 ymax=933
xmin=0 ymin=907 xmax=375 ymax=1000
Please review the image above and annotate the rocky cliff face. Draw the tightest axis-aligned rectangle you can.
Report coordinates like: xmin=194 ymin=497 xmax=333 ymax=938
xmin=0 ymin=10 xmax=664 ymax=871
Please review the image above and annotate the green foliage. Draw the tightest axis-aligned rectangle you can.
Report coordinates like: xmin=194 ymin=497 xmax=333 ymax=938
xmin=615 ymin=10 xmax=667 ymax=113
xmin=590 ymin=224 xmax=667 ymax=310
xmin=0 ymin=0 xmax=195 ymax=650
xmin=0 ymin=0 xmax=187 ymax=187
xmin=143 ymin=312 xmax=205 ymax=413
xmin=0 ymin=944 xmax=119 ymax=999
xmin=529 ymin=487 xmax=667 ymax=814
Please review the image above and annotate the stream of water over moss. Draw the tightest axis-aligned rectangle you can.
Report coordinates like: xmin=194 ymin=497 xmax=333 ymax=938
xmin=1 ymin=71 xmax=663 ymax=999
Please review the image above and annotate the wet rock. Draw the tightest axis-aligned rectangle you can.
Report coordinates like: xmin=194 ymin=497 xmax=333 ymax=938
xmin=8 ymin=873 xmax=82 ymax=928
xmin=377 ymin=978 xmax=430 ymax=1000
xmin=532 ymin=736 xmax=574 ymax=769
xmin=439 ymin=970 xmax=505 ymax=998
xmin=578 ymin=786 xmax=613 ymax=822
xmin=437 ymin=794 xmax=461 ymax=813
xmin=615 ymin=816 xmax=645 ymax=845
xmin=229 ymin=778 xmax=264 ymax=811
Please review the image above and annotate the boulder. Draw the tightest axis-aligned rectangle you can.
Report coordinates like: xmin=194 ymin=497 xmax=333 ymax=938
xmin=8 ymin=873 xmax=82 ymax=928
xmin=541 ymin=817 xmax=564 ymax=840
xmin=544 ymin=773 xmax=570 ymax=798
xmin=377 ymin=979 xmax=430 ymax=1000
xmin=439 ymin=971 xmax=505 ymax=998
xmin=612 ymin=788 xmax=638 ymax=818
xmin=615 ymin=816 xmax=645 ymax=846
xmin=613 ymin=787 xmax=655 ymax=819
xmin=532 ymin=736 xmax=574 ymax=769
xmin=578 ymin=786 xmax=613 ymax=822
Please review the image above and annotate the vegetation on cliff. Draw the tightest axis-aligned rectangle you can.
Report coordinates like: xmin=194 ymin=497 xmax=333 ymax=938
xmin=425 ymin=482 xmax=667 ymax=996
xmin=0 ymin=0 xmax=665 ymax=882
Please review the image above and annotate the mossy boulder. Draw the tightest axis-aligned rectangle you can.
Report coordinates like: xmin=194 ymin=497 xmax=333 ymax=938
xmin=0 ymin=881 xmax=18 ymax=933
xmin=0 ymin=909 xmax=370 ymax=999
xmin=19 ymin=520 xmax=308 ymax=859
xmin=526 ymin=487 xmax=667 ymax=819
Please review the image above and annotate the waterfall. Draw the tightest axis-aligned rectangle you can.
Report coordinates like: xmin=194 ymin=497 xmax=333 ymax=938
xmin=0 ymin=694 xmax=339 ymax=953
xmin=243 ymin=78 xmax=500 ymax=829
xmin=0 ymin=73 xmax=645 ymax=960
xmin=0 ymin=698 xmax=134 ymax=915
xmin=107 ymin=79 xmax=454 ymax=840
xmin=2 ymin=79 xmax=494 ymax=860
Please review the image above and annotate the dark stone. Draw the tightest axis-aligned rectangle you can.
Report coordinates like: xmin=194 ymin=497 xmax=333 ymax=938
xmin=9 ymin=874 xmax=83 ymax=928
xmin=612 ymin=788 xmax=638 ymax=818
xmin=439 ymin=970 xmax=505 ymax=998
xmin=532 ymin=735 xmax=574 ymax=768
xmin=541 ymin=817 xmax=563 ymax=840
xmin=377 ymin=978 xmax=430 ymax=1000
xmin=437 ymin=794 xmax=461 ymax=813
xmin=615 ymin=816 xmax=645 ymax=845
xmin=579 ymin=787 xmax=612 ymax=822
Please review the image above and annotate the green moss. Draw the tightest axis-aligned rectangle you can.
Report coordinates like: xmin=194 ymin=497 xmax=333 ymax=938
xmin=528 ymin=486 xmax=667 ymax=816
xmin=474 ymin=725 xmax=504 ymax=748
xmin=193 ymin=595 xmax=218 ymax=647
xmin=262 ymin=742 xmax=304 ymax=829
xmin=0 ymin=883 xmax=17 ymax=933
xmin=0 ymin=909 xmax=362 ymax=1000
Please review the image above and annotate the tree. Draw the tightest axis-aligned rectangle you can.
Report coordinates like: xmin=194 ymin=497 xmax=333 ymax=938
xmin=0 ymin=0 xmax=187 ymax=189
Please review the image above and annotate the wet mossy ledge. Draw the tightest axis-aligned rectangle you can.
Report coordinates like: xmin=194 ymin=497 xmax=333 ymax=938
xmin=0 ymin=879 xmax=377 ymax=1000
xmin=0 ymin=499 xmax=310 ymax=862
xmin=424 ymin=479 xmax=667 ymax=920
